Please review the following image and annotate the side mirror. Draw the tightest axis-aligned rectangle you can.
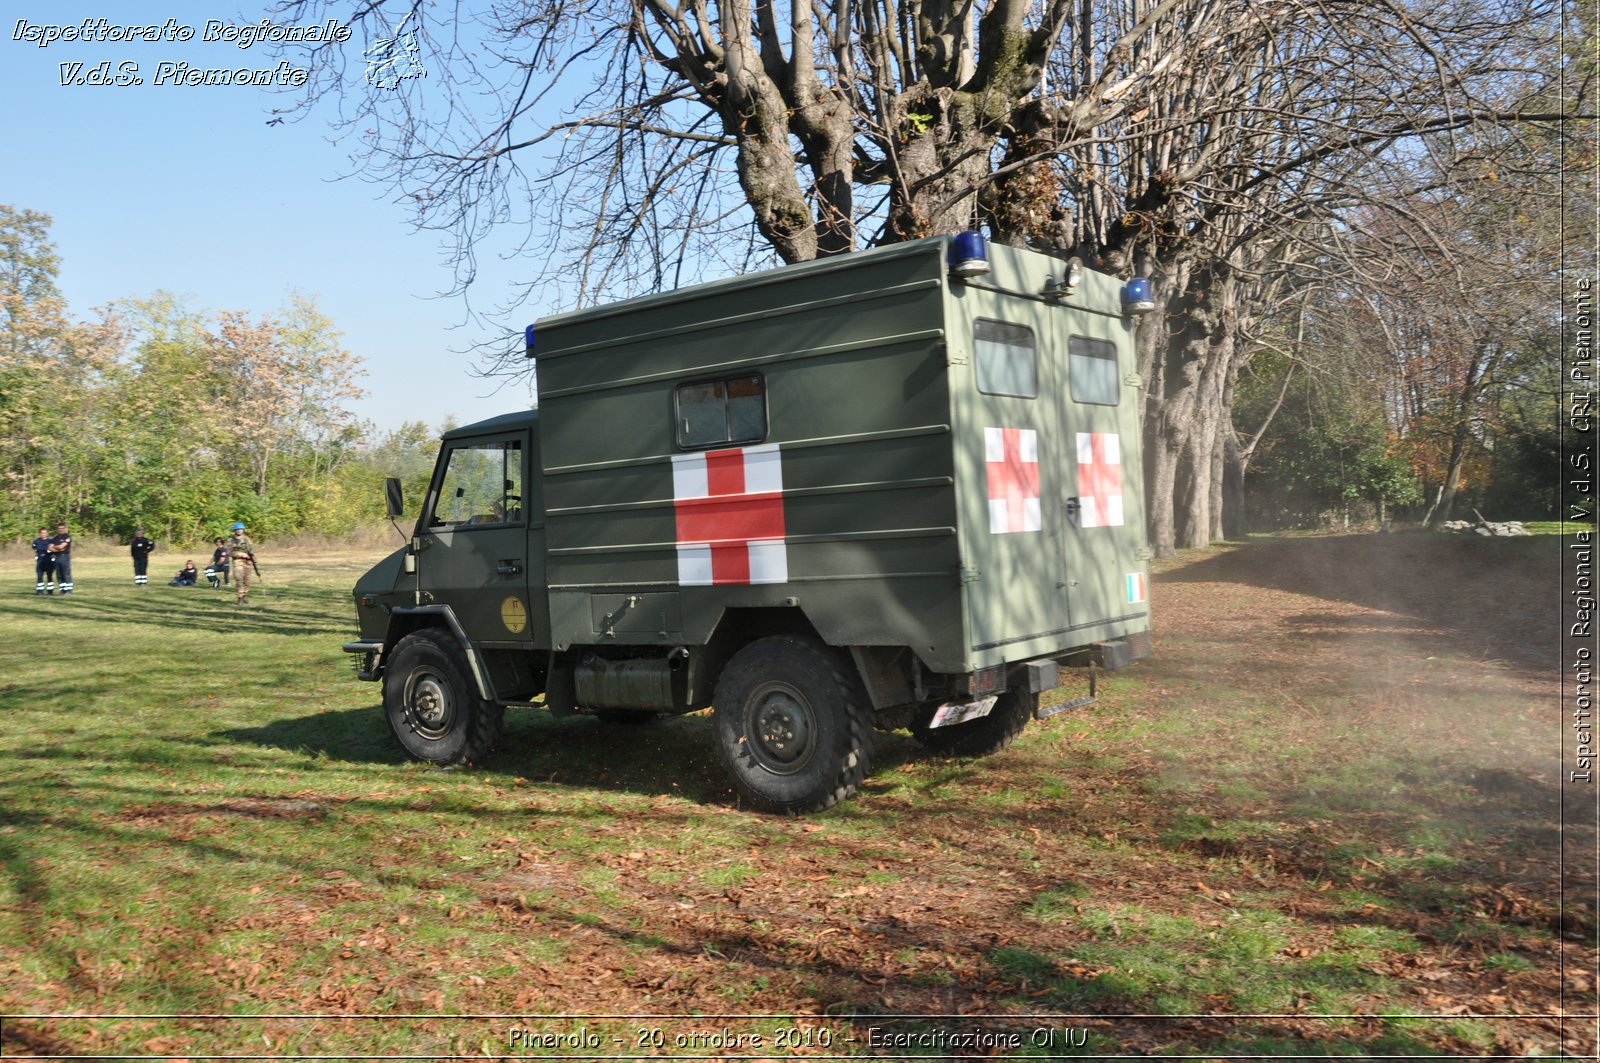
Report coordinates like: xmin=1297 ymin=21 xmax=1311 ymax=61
xmin=384 ymin=477 xmax=404 ymax=519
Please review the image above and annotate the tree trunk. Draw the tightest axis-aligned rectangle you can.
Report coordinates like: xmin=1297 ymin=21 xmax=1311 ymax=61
xmin=1145 ymin=415 xmax=1181 ymax=558
xmin=1222 ymin=428 xmax=1248 ymax=540
xmin=1427 ymin=422 xmax=1473 ymax=527
xmin=1137 ymin=266 xmax=1182 ymax=557
xmin=718 ymin=0 xmax=821 ymax=264
xmin=1145 ymin=262 xmax=1239 ymax=553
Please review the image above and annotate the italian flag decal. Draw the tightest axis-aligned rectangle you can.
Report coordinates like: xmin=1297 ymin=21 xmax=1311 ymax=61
xmin=1126 ymin=571 xmax=1147 ymax=604
xmin=670 ymin=444 xmax=787 ymax=586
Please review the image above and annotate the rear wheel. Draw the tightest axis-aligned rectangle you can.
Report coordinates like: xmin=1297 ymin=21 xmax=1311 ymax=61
xmin=383 ymin=629 xmax=504 ymax=765
xmin=910 ymin=687 xmax=1036 ymax=758
xmin=712 ymin=636 xmax=872 ymax=813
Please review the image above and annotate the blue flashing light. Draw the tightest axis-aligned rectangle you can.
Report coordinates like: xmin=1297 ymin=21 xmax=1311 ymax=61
xmin=1122 ymin=277 xmax=1156 ymax=314
xmin=524 ymin=324 xmax=536 ymax=357
xmin=947 ymin=231 xmax=990 ymax=278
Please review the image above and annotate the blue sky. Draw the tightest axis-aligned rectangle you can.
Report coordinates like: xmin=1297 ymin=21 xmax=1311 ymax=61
xmin=2 ymin=3 xmax=535 ymax=434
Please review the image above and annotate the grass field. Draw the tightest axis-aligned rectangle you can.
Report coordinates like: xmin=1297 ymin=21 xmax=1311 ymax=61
xmin=0 ymin=530 xmax=1593 ymax=1059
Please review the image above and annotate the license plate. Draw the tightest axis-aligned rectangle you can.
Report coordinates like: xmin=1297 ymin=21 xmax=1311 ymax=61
xmin=928 ymin=694 xmax=998 ymax=729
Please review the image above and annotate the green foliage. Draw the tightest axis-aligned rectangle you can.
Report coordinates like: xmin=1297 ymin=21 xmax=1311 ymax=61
xmin=0 ymin=205 xmax=454 ymax=544
xmin=361 ymin=419 xmax=443 ymax=523
xmin=0 ymin=204 xmax=61 ymax=318
xmin=87 ymin=295 xmax=226 ymax=539
xmin=1235 ymin=115 xmax=1571 ymax=531
xmin=1483 ymin=337 xmax=1574 ymax=519
xmin=1238 ymin=350 xmax=1421 ymax=528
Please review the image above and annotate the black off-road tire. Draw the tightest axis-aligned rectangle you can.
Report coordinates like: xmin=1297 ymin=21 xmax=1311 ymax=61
xmin=383 ymin=629 xmax=504 ymax=765
xmin=712 ymin=636 xmax=873 ymax=813
xmin=910 ymin=687 xmax=1036 ymax=758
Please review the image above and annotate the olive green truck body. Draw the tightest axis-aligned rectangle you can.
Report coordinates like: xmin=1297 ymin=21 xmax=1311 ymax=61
xmin=346 ymin=235 xmax=1153 ymax=811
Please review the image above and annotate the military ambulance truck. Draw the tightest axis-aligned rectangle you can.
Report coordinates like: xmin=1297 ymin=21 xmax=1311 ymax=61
xmin=345 ymin=233 xmax=1154 ymax=812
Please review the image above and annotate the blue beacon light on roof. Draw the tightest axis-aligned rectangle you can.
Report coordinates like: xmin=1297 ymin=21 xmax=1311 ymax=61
xmin=947 ymin=231 xmax=990 ymax=278
xmin=1122 ymin=277 xmax=1156 ymax=314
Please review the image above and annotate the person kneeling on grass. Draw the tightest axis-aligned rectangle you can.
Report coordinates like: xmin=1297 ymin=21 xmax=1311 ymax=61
xmin=170 ymin=561 xmax=199 ymax=587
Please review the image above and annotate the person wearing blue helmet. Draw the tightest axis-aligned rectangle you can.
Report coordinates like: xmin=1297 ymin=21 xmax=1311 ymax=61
xmin=226 ymin=522 xmax=257 ymax=604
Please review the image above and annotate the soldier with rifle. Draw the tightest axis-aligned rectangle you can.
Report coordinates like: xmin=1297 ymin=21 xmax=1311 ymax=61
xmin=226 ymin=522 xmax=260 ymax=605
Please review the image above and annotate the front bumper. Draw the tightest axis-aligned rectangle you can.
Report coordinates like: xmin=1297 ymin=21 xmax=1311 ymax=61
xmin=342 ymin=640 xmax=384 ymax=681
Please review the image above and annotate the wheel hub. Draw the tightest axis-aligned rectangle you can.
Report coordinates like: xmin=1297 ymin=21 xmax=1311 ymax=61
xmin=747 ymin=684 xmax=816 ymax=773
xmin=409 ymin=673 xmax=454 ymax=738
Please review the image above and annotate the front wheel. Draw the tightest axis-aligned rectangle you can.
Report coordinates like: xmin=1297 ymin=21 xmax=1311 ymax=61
xmin=712 ymin=636 xmax=873 ymax=813
xmin=910 ymin=687 xmax=1036 ymax=758
xmin=383 ymin=629 xmax=504 ymax=765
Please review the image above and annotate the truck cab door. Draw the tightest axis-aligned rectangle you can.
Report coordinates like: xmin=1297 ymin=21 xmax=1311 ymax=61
xmin=414 ymin=431 xmax=541 ymax=650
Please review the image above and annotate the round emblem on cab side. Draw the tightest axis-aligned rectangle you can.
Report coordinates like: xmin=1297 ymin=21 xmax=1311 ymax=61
xmin=500 ymin=596 xmax=528 ymax=634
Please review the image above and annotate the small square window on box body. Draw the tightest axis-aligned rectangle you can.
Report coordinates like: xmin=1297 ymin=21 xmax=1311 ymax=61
xmin=675 ymin=374 xmax=768 ymax=449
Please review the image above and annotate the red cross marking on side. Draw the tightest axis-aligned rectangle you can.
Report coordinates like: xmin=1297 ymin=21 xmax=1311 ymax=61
xmin=671 ymin=445 xmax=786 ymax=585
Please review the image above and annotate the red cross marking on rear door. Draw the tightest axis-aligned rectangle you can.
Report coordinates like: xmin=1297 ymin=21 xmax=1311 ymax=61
xmin=985 ymin=427 xmax=1040 ymax=534
xmin=1076 ymin=432 xmax=1124 ymax=528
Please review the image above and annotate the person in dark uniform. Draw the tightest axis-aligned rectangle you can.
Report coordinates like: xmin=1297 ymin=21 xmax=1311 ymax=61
xmin=130 ymin=529 xmax=156 ymax=586
xmin=48 ymin=523 xmax=73 ymax=595
xmin=32 ymin=527 xmax=54 ymax=595
xmin=171 ymin=561 xmax=200 ymax=586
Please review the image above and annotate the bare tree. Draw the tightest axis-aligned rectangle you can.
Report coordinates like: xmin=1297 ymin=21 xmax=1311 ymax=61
xmin=270 ymin=0 xmax=1317 ymax=291
xmin=1325 ymin=149 xmax=1571 ymax=526
xmin=1015 ymin=0 xmax=1571 ymax=550
xmin=271 ymin=0 xmax=1570 ymax=553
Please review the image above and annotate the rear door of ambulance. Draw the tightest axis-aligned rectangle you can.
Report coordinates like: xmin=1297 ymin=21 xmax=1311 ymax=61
xmin=1050 ymin=302 xmax=1150 ymax=632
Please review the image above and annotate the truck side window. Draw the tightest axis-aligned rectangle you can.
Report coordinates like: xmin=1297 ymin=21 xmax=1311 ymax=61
xmin=1068 ymin=336 xmax=1120 ymax=406
xmin=974 ymin=319 xmax=1037 ymax=398
xmin=675 ymin=374 xmax=767 ymax=449
xmin=429 ymin=440 xmax=523 ymax=527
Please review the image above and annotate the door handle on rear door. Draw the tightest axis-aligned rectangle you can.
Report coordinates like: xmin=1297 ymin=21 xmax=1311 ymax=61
xmin=497 ymin=560 xmax=523 ymax=576
xmin=1064 ymin=497 xmax=1081 ymax=526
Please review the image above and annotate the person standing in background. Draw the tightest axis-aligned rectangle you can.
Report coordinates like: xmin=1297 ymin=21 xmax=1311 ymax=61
xmin=32 ymin=527 xmax=54 ymax=595
xmin=130 ymin=528 xmax=156 ymax=586
xmin=48 ymin=523 xmax=73 ymax=595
